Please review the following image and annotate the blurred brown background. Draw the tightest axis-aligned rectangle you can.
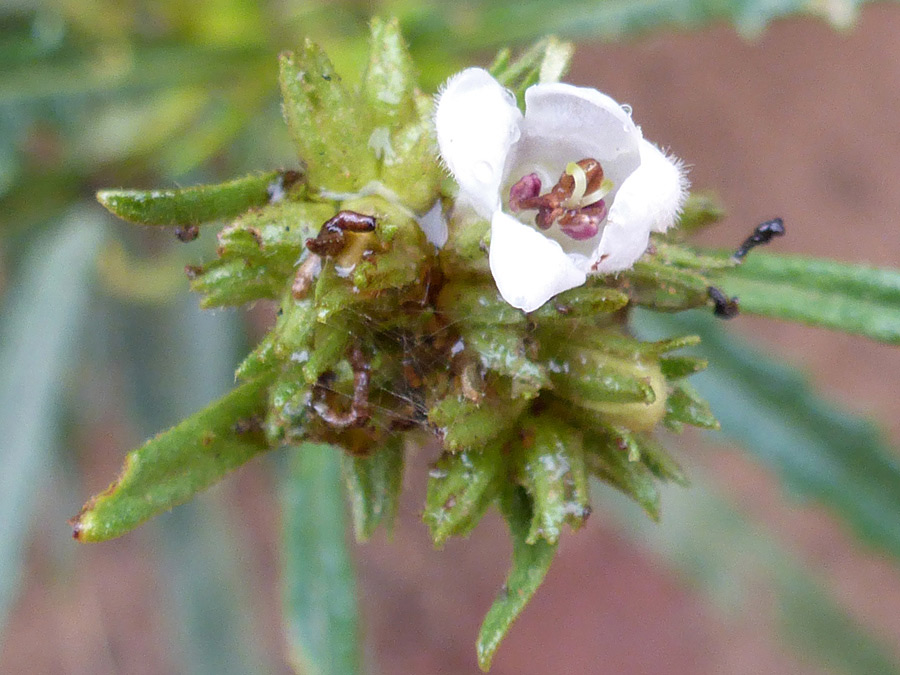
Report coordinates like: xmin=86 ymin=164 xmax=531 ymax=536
xmin=3 ymin=6 xmax=900 ymax=674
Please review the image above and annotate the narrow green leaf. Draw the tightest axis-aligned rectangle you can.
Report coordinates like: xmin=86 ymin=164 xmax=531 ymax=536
xmin=72 ymin=376 xmax=273 ymax=542
xmin=634 ymin=309 xmax=900 ymax=562
xmin=428 ymin=387 xmax=527 ymax=452
xmin=279 ymin=42 xmax=377 ymax=192
xmin=546 ymin=346 xmax=658 ymax=405
xmin=362 ymin=17 xmax=418 ymax=126
xmin=282 ymin=443 xmax=361 ymax=675
xmin=425 ymin=0 xmax=867 ymax=49
xmin=159 ymin=502 xmax=272 ymax=675
xmin=716 ymin=252 xmax=900 ymax=344
xmin=632 ymin=432 xmax=689 ymax=487
xmin=476 ymin=486 xmax=558 ymax=671
xmin=668 ymin=191 xmax=726 ymax=238
xmin=724 ymin=251 xmax=900 ymax=305
xmin=0 ymin=211 xmax=104 ymax=630
xmin=583 ymin=430 xmax=662 ymax=520
xmin=619 ymin=259 xmax=710 ymax=311
xmin=437 ymin=281 xmax=527 ymax=326
xmin=489 ymin=37 xmax=573 ymax=108
xmin=664 ymin=382 xmax=720 ymax=431
xmin=518 ymin=419 xmax=591 ymax=544
xmin=0 ymin=44 xmax=270 ymax=104
xmin=271 ymin=295 xmax=317 ymax=361
xmin=97 ymin=171 xmax=301 ymax=226
xmin=659 ymin=354 xmax=708 ymax=379
xmin=653 ymin=242 xmax=737 ymax=271
xmin=235 ymin=333 xmax=276 ymax=381
xmin=529 ymin=284 xmax=629 ymax=319
xmin=463 ymin=326 xmax=549 ymax=399
xmin=424 ymin=445 xmax=504 ymax=547
xmin=342 ymin=438 xmax=405 ymax=541
xmin=303 ymin=320 xmax=354 ymax=384
xmin=190 ymin=258 xmax=285 ymax=308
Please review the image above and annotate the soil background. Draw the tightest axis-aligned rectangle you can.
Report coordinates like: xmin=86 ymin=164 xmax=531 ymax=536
xmin=3 ymin=5 xmax=900 ymax=674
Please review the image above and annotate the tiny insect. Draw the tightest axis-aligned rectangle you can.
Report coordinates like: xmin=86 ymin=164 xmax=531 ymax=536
xmin=732 ymin=217 xmax=785 ymax=261
xmin=710 ymin=217 xmax=786 ymax=318
xmin=305 ymin=210 xmax=376 ymax=257
xmin=708 ymin=286 xmax=739 ymax=319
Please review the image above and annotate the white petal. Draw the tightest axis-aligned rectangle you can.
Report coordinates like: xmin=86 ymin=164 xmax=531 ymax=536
xmin=435 ymin=68 xmax=522 ymax=219
xmin=416 ymin=200 xmax=448 ymax=247
xmin=637 ymin=140 xmax=689 ymax=233
xmin=489 ymin=210 xmax=586 ymax=312
xmin=511 ymin=83 xmax=642 ymax=196
xmin=592 ymin=139 xmax=689 ymax=273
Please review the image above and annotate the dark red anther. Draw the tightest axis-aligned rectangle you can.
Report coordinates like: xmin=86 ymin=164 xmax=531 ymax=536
xmin=509 ymin=173 xmax=542 ymax=212
xmin=558 ymin=200 xmax=607 ymax=240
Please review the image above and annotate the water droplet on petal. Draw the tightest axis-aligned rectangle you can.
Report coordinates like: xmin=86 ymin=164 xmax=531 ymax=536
xmin=473 ymin=161 xmax=493 ymax=183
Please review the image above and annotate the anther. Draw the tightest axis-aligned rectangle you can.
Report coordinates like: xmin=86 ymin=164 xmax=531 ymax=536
xmin=509 ymin=173 xmax=542 ymax=212
xmin=558 ymin=201 xmax=608 ymax=240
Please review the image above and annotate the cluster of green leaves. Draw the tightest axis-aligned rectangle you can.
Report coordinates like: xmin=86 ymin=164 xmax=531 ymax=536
xmin=75 ymin=28 xmax=735 ymax=670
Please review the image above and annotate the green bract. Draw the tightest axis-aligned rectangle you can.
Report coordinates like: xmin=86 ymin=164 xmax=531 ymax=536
xmin=82 ymin=24 xmax=810 ymax=671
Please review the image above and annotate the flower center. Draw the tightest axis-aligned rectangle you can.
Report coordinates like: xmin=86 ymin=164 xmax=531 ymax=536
xmin=508 ymin=158 xmax=613 ymax=241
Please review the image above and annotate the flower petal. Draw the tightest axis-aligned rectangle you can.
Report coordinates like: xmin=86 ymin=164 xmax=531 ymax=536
xmin=489 ymin=210 xmax=586 ymax=312
xmin=435 ymin=68 xmax=522 ymax=218
xmin=417 ymin=200 xmax=448 ymax=247
xmin=510 ymin=83 xmax=642 ymax=196
xmin=592 ymin=139 xmax=689 ymax=273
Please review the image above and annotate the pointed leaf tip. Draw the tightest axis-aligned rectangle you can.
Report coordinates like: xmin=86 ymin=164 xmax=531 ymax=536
xmin=476 ymin=486 xmax=557 ymax=670
xmin=72 ymin=376 xmax=273 ymax=542
xmin=97 ymin=171 xmax=303 ymax=226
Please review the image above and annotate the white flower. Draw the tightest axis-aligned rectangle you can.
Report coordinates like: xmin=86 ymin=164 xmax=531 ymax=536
xmin=435 ymin=68 xmax=688 ymax=312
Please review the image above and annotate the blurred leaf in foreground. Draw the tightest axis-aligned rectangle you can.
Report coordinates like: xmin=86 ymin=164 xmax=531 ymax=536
xmin=634 ymin=309 xmax=900 ymax=564
xmin=282 ymin=443 xmax=361 ymax=675
xmin=0 ymin=210 xmax=104 ymax=630
xmin=600 ymin=475 xmax=900 ymax=675
xmin=715 ymin=251 xmax=900 ymax=345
